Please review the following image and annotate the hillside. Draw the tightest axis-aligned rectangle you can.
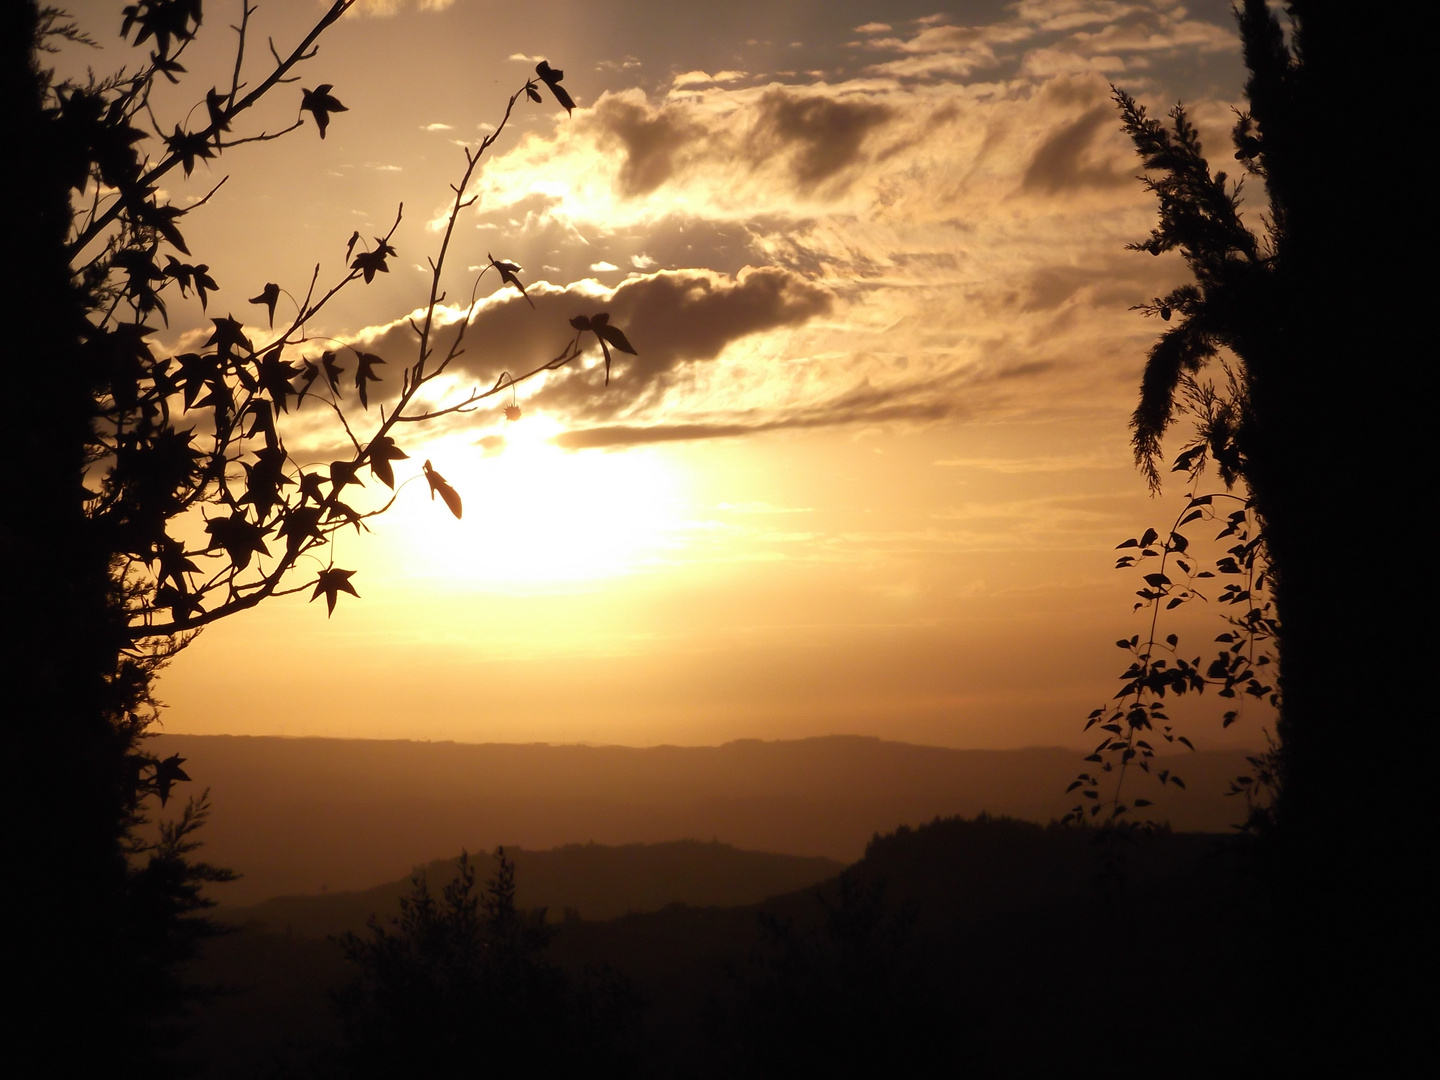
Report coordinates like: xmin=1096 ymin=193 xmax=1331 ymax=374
xmin=179 ymin=817 xmax=1274 ymax=1079
xmin=232 ymin=840 xmax=845 ymax=936
xmin=149 ymin=733 xmax=1255 ymax=904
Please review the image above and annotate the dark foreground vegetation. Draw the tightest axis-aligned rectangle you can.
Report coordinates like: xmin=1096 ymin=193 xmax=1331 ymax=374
xmin=179 ymin=815 xmax=1274 ymax=1078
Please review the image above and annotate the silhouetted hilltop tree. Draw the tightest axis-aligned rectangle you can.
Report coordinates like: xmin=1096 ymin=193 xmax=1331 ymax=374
xmin=3 ymin=2 xmax=629 ymax=1070
xmin=332 ymin=849 xmax=639 ymax=1077
xmin=1102 ymin=0 xmax=1417 ymax=1066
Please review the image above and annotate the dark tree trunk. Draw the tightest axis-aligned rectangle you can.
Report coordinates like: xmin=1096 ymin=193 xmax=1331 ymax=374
xmin=1235 ymin=2 xmax=1421 ymax=1067
xmin=3 ymin=4 xmax=155 ymax=1068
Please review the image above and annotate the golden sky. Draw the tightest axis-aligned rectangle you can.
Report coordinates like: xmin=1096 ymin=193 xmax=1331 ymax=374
xmin=63 ymin=0 xmax=1272 ymax=750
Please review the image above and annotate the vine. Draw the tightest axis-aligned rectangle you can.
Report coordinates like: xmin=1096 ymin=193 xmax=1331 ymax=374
xmin=1066 ymin=379 xmax=1282 ymax=830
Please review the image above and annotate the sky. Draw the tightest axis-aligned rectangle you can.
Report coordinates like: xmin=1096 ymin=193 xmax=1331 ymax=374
xmin=61 ymin=0 xmax=1273 ymax=751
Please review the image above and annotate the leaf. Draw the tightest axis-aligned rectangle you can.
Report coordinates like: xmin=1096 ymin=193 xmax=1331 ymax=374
xmin=301 ymin=84 xmax=348 ymax=139
xmin=152 ymin=754 xmax=191 ymax=807
xmin=488 ymin=253 xmax=534 ymax=308
xmin=354 ymin=350 xmax=385 ymax=408
xmin=322 ymin=350 xmax=346 ymax=394
xmin=351 ymin=239 xmax=395 ymax=284
xmin=276 ymin=506 xmax=324 ymax=554
xmin=422 ymin=460 xmax=463 ymax=519
xmin=1134 ymin=798 xmax=1153 ymax=807
xmin=255 ymin=347 xmax=298 ymax=413
xmin=205 ymin=87 xmax=230 ymax=135
xmin=534 ymin=60 xmax=576 ymax=114
xmin=204 ymin=513 xmax=269 ymax=571
xmin=164 ymin=124 xmax=214 ymax=177
xmin=310 ymin=567 xmax=360 ymax=616
xmin=249 ymin=283 xmax=280 ymax=327
xmin=366 ymin=435 xmax=409 ymax=489
xmin=1139 ymin=527 xmax=1159 ymax=548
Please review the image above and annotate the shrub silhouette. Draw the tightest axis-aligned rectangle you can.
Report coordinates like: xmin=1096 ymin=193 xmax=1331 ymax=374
xmin=333 ymin=849 xmax=639 ymax=1076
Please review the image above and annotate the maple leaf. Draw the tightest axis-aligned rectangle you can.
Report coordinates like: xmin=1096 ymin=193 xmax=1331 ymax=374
xmin=239 ymin=445 xmax=291 ymax=516
xmin=310 ymin=567 xmax=359 ymax=616
xmin=488 ymin=253 xmax=534 ymax=308
xmin=423 ymin=459 xmax=463 ymax=520
xmin=151 ymin=535 xmax=199 ymax=591
xmin=165 ymin=124 xmax=213 ymax=176
xmin=162 ymin=255 xmax=193 ymax=293
xmin=300 ymin=84 xmax=348 ymax=139
xmin=255 ymin=348 xmax=298 ymax=412
xmin=354 ymin=350 xmax=385 ymax=408
xmin=249 ymin=283 xmax=280 ymax=327
xmin=277 ymin=506 xmax=324 ymax=554
xmin=345 ymin=229 xmax=361 ymax=261
xmin=329 ymin=459 xmax=363 ymax=494
xmin=242 ymin=399 xmax=277 ymax=448
xmin=203 ymin=315 xmax=251 ymax=361
xmin=322 ymin=350 xmax=346 ymax=394
xmin=535 ymin=61 xmax=576 ymax=114
xmin=205 ymin=87 xmax=230 ymax=138
xmin=190 ymin=264 xmax=218 ymax=310
xmin=350 ymin=238 xmax=395 ymax=284
xmin=153 ymin=53 xmax=187 ymax=84
xmin=294 ymin=359 xmax=320 ymax=406
xmin=123 ymin=188 xmax=191 ymax=254
xmin=366 ymin=435 xmax=409 ymax=489
xmin=173 ymin=352 xmax=218 ymax=410
xmin=298 ymin=471 xmax=327 ymax=505
xmin=152 ymin=753 xmax=192 ymax=807
xmin=204 ymin=513 xmax=269 ymax=571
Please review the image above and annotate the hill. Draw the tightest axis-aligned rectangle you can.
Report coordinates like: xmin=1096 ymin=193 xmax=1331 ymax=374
xmin=179 ymin=816 xmax=1272 ymax=1079
xmin=232 ymin=840 xmax=844 ymax=937
xmin=150 ymin=733 xmax=1255 ymax=904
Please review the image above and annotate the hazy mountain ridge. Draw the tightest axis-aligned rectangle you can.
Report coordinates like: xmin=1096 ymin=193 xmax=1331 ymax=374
xmin=232 ymin=840 xmax=845 ymax=937
xmin=152 ymin=733 xmax=1257 ymax=904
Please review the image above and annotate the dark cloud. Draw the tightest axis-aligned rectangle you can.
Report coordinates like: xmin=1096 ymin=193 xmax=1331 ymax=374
xmin=749 ymin=89 xmax=893 ymax=190
xmin=1020 ymin=103 xmax=1129 ymax=194
xmin=592 ymin=96 xmax=701 ymax=197
xmin=551 ymin=354 xmax=1064 ymax=451
xmin=530 ymin=266 xmax=833 ymax=419
xmin=354 ymin=267 xmax=832 ymax=423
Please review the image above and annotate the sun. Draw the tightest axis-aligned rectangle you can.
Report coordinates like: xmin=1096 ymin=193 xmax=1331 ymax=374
xmin=372 ymin=414 xmax=682 ymax=589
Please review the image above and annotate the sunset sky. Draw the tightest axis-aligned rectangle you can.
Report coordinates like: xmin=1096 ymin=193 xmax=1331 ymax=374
xmin=63 ymin=0 xmax=1271 ymax=751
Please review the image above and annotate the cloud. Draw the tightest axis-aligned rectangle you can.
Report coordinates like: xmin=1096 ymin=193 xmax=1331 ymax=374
xmin=354 ymin=0 xmax=454 ymax=14
xmin=1021 ymin=103 xmax=1130 ymax=193
xmin=748 ymin=88 xmax=893 ymax=191
xmin=347 ymin=267 xmax=832 ymax=426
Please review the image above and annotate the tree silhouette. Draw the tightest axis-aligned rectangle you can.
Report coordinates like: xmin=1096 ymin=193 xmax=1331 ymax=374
xmin=4 ymin=2 xmax=634 ymax=1070
xmin=333 ymin=849 xmax=638 ymax=1076
xmin=1100 ymin=0 xmax=1417 ymax=1066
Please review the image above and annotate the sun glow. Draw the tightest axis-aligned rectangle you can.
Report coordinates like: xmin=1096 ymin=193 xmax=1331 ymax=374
xmin=373 ymin=415 xmax=683 ymax=589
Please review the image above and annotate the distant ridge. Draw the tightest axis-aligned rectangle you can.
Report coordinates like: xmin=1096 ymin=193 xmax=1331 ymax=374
xmin=150 ymin=734 xmax=1255 ymax=904
xmin=232 ymin=840 xmax=846 ymax=938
